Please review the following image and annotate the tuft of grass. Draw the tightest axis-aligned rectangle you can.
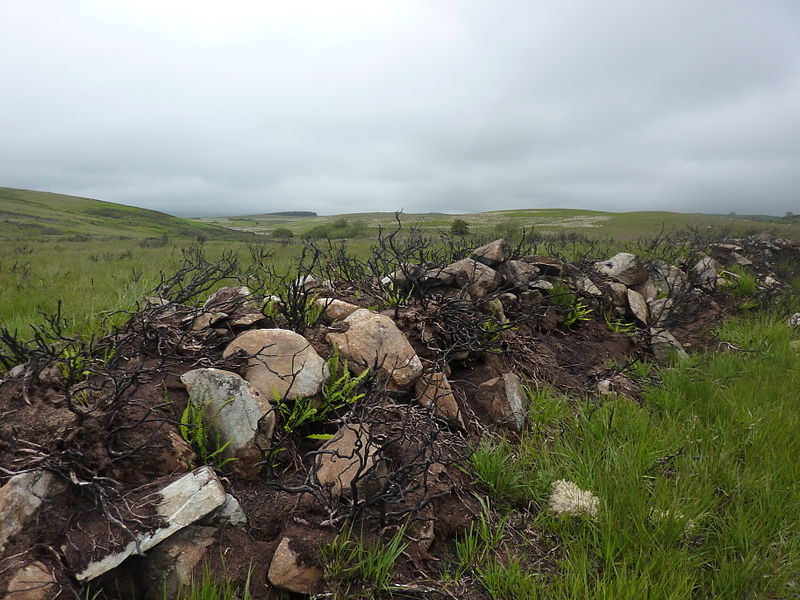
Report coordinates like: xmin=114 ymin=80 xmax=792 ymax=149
xmin=173 ymin=563 xmax=252 ymax=600
xmin=470 ymin=438 xmax=532 ymax=505
xmin=322 ymin=524 xmax=408 ymax=599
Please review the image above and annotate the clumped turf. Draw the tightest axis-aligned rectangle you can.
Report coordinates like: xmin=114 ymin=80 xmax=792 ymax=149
xmin=464 ymin=314 xmax=800 ymax=599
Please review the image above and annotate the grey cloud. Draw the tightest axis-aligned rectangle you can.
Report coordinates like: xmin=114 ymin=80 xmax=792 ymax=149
xmin=1 ymin=0 xmax=799 ymax=217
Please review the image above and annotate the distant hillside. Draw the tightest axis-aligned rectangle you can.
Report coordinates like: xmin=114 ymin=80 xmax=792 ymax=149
xmin=0 ymin=187 xmax=254 ymax=241
xmin=194 ymin=208 xmax=800 ymax=241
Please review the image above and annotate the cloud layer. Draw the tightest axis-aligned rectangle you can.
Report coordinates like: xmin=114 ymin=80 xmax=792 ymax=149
xmin=2 ymin=0 xmax=799 ymax=216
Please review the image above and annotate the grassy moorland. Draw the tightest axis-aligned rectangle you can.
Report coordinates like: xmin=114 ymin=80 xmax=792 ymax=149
xmin=2 ymin=189 xmax=800 ymax=599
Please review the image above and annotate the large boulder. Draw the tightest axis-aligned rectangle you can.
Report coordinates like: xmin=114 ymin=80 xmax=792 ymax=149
xmin=519 ymin=255 xmax=562 ymax=276
xmin=326 ymin=309 xmax=423 ymax=389
xmin=471 ymin=239 xmax=510 ymax=267
xmin=181 ymin=368 xmax=276 ymax=479
xmin=475 ymin=373 xmax=527 ymax=432
xmin=73 ymin=467 xmax=226 ymax=582
xmin=441 ymin=259 xmax=502 ymax=299
xmin=0 ymin=471 xmax=65 ymax=554
xmin=203 ymin=286 xmax=264 ymax=327
xmin=594 ymin=253 xmax=649 ymax=286
xmin=314 ymin=424 xmax=387 ymax=499
xmin=223 ymin=329 xmax=327 ymax=400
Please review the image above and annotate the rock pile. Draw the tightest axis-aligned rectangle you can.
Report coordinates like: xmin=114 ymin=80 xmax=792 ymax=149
xmin=1 ymin=233 xmax=797 ymax=599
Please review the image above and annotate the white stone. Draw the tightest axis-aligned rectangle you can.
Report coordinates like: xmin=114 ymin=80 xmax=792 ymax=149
xmin=74 ymin=467 xmax=226 ymax=581
xmin=594 ymin=253 xmax=649 ymax=285
xmin=181 ymin=368 xmax=275 ymax=479
xmin=314 ymin=298 xmax=360 ymax=323
xmin=549 ymin=480 xmax=599 ymax=518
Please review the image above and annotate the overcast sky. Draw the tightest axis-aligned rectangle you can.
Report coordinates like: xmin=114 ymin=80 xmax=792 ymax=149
xmin=1 ymin=1 xmax=799 ymax=217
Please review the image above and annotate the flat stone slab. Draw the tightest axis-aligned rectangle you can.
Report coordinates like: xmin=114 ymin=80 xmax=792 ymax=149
xmin=73 ymin=467 xmax=226 ymax=582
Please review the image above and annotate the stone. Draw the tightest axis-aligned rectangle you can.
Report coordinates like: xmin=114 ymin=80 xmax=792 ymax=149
xmin=594 ymin=253 xmax=649 ymax=285
xmin=731 ymin=252 xmax=752 ymax=266
xmin=203 ymin=286 xmax=263 ymax=325
xmin=498 ymin=260 xmax=539 ymax=287
xmin=476 ymin=373 xmax=526 ymax=432
xmin=181 ymin=368 xmax=276 ymax=480
xmin=649 ymin=261 xmax=691 ymax=296
xmin=608 ymin=282 xmax=628 ymax=308
xmin=441 ymin=258 xmax=502 ymax=299
xmin=314 ymin=424 xmax=387 ymax=498
xmin=570 ymin=274 xmax=602 ymax=297
xmin=549 ymin=480 xmax=599 ymax=518
xmin=788 ymin=312 xmax=800 ymax=328
xmin=519 ymin=255 xmax=562 ymax=275
xmin=202 ymin=493 xmax=248 ymax=528
xmin=691 ymin=256 xmax=721 ymax=292
xmin=471 ymin=239 xmax=511 ymax=267
xmin=480 ymin=297 xmax=508 ymax=324
xmin=529 ymin=280 xmax=553 ymax=292
xmin=518 ymin=290 xmax=543 ymax=307
xmin=4 ymin=561 xmax=57 ymax=600
xmin=267 ymin=537 xmax=324 ymax=595
xmin=650 ymin=328 xmax=688 ymax=363
xmin=764 ymin=275 xmax=779 ymax=286
xmin=73 ymin=467 xmax=226 ymax=581
xmin=139 ymin=526 xmax=217 ymax=600
xmin=626 ymin=288 xmax=649 ymax=325
xmin=223 ymin=329 xmax=327 ymax=400
xmin=0 ymin=471 xmax=65 ymax=554
xmin=408 ymin=505 xmax=435 ymax=552
xmin=414 ymin=372 xmax=464 ymax=427
xmin=314 ymin=298 xmax=359 ymax=323
xmin=631 ymin=278 xmax=657 ymax=302
xmin=596 ymin=374 xmax=638 ymax=399
xmin=326 ymin=309 xmax=423 ymax=389
xmin=191 ymin=311 xmax=228 ymax=331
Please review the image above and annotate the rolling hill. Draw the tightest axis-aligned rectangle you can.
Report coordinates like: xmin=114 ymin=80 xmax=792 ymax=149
xmin=0 ymin=187 xmax=254 ymax=241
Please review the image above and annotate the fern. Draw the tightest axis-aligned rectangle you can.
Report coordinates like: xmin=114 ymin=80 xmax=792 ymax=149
xmin=180 ymin=399 xmax=238 ymax=468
